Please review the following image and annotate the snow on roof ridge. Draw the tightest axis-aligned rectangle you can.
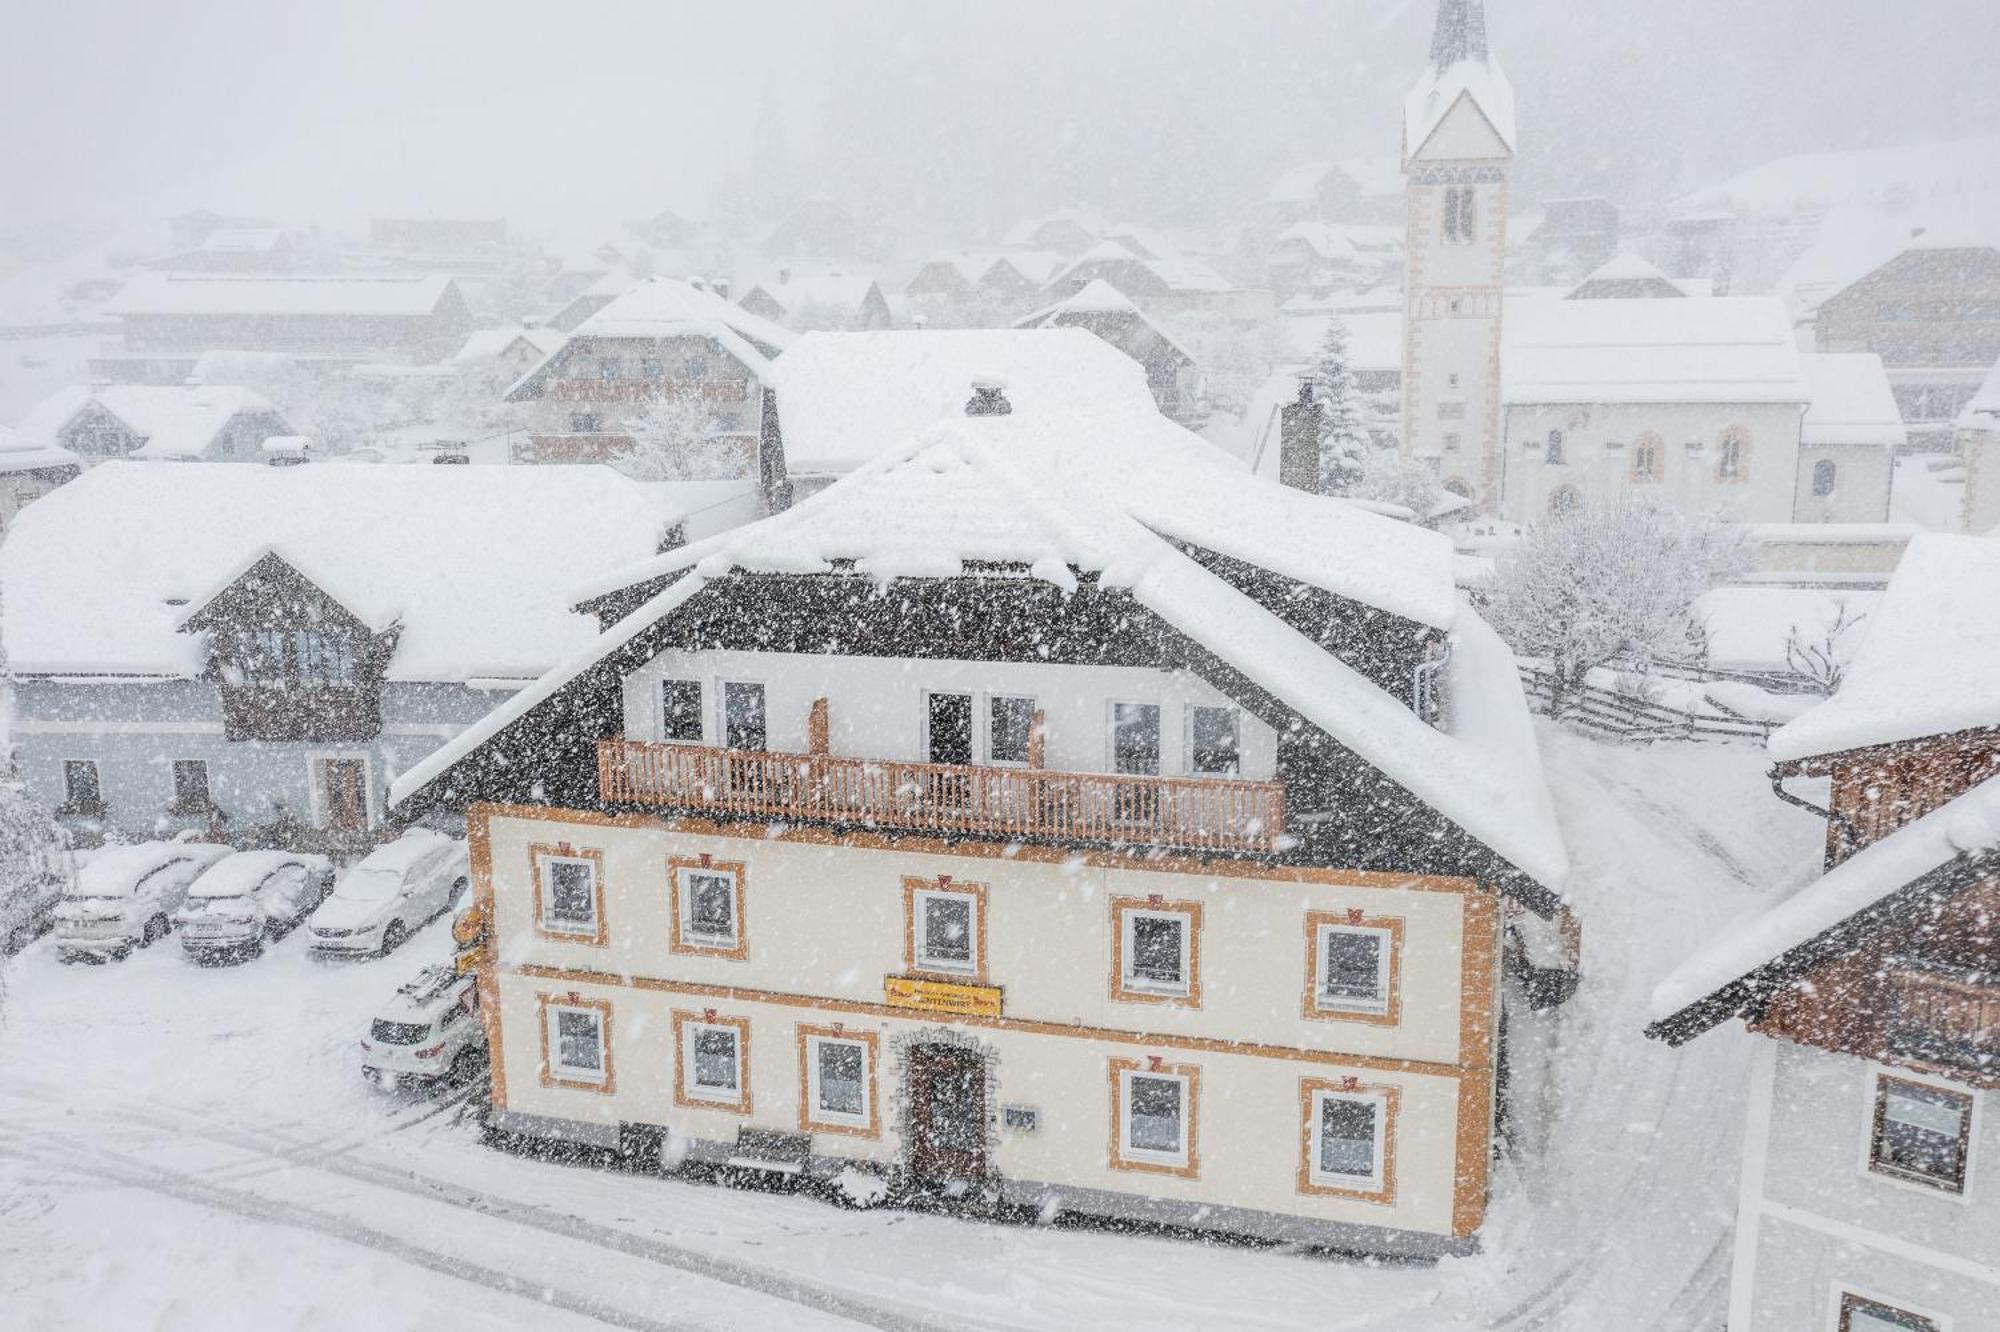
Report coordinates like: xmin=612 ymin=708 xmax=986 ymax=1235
xmin=1651 ymin=771 xmax=2000 ymax=1022
xmin=1404 ymin=57 xmax=1517 ymax=161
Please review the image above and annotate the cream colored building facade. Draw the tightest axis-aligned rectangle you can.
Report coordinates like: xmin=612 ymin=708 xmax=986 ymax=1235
xmin=470 ymin=803 xmax=1500 ymax=1254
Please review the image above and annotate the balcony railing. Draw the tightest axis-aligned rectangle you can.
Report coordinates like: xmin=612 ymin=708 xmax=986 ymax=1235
xmin=1885 ymin=958 xmax=2000 ymax=1082
xmin=597 ymin=740 xmax=1285 ymax=854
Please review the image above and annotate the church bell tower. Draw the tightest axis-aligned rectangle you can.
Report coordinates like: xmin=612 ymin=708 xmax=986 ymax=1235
xmin=1400 ymin=0 xmax=1515 ymax=513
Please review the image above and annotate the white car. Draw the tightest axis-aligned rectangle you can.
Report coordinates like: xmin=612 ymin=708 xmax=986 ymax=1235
xmin=0 ymin=813 xmax=75 ymax=954
xmin=307 ymin=830 xmax=468 ymax=957
xmin=359 ymin=964 xmax=485 ymax=1089
xmin=175 ymin=850 xmax=334 ymax=962
xmin=51 ymin=841 xmax=233 ymax=962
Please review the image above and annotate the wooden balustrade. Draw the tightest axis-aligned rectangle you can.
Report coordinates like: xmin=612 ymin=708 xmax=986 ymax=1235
xmin=597 ymin=739 xmax=1284 ymax=854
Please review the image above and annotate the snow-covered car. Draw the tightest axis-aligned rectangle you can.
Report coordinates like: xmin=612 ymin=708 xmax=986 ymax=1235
xmin=359 ymin=964 xmax=486 ymax=1089
xmin=174 ymin=850 xmax=334 ymax=962
xmin=0 ymin=803 xmax=76 ymax=954
xmin=307 ymin=830 xmax=468 ymax=957
xmin=51 ymin=840 xmax=233 ymax=962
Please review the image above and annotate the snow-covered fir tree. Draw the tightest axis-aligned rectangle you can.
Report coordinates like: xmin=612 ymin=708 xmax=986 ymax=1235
xmin=1311 ymin=317 xmax=1369 ymax=493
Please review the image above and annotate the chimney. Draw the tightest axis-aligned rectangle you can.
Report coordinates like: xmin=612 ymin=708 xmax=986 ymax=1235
xmin=965 ymin=376 xmax=1012 ymax=417
xmin=1277 ymin=379 xmax=1323 ymax=493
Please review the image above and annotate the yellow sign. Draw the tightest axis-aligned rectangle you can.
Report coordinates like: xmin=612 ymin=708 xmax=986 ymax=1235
xmin=454 ymin=946 xmax=488 ymax=975
xmin=884 ymin=975 xmax=1003 ymax=1018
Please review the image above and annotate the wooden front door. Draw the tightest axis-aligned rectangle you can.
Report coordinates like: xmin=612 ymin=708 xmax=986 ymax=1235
xmin=907 ymin=1045 xmax=986 ymax=1180
xmin=321 ymin=759 xmax=368 ymax=832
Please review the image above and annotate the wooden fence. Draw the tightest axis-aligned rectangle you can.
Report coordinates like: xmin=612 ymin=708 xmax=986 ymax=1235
xmin=1517 ymin=665 xmax=1780 ymax=744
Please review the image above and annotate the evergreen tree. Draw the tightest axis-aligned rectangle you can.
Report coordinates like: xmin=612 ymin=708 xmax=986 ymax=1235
xmin=1312 ymin=317 xmax=1369 ymax=494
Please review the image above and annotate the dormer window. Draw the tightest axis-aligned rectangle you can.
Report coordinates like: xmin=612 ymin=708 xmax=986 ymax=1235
xmin=237 ymin=629 xmax=357 ymax=688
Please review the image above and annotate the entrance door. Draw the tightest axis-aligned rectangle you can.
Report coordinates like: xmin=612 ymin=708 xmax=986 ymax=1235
xmin=320 ymin=759 xmax=368 ymax=833
xmin=907 ymin=1044 xmax=986 ymax=1180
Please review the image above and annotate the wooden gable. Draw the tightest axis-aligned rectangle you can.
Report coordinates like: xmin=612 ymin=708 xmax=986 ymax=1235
xmin=1786 ymin=727 xmax=2000 ymax=867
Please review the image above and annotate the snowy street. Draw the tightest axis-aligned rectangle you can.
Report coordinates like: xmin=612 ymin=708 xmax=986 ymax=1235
xmin=0 ymin=730 xmax=1822 ymax=1330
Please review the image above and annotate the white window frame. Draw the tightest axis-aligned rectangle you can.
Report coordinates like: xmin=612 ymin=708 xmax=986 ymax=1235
xmin=985 ymin=693 xmax=1037 ymax=768
xmin=658 ymin=677 xmax=706 ymax=744
xmin=1857 ymin=1064 xmax=1979 ymax=1206
xmin=674 ymin=864 xmax=741 ymax=950
xmin=1119 ymin=1067 xmax=1190 ymax=1168
xmin=538 ymin=854 xmax=601 ymax=936
xmin=1314 ymin=922 xmax=1394 ymax=1015
xmin=921 ymin=688 xmax=977 ymax=766
xmin=806 ymin=1034 xmax=872 ymax=1127
xmin=717 ymin=678 xmax=768 ymax=750
xmin=1121 ymin=907 xmax=1193 ymax=997
xmin=1107 ymin=700 xmax=1164 ymax=776
xmin=680 ymin=1020 xmax=743 ymax=1103
xmin=1307 ymin=1088 xmax=1388 ymax=1191
xmin=911 ymin=886 xmax=979 ymax=976
xmin=1184 ymin=704 xmax=1242 ymax=778
xmin=545 ymin=1002 xmax=607 ymax=1083
xmin=1825 ymin=1280 xmax=1951 ymax=1332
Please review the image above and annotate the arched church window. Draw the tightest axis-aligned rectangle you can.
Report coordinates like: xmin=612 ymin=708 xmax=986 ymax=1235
xmin=1548 ymin=485 xmax=1583 ymax=516
xmin=1546 ymin=429 xmax=1565 ymax=465
xmin=1812 ymin=460 xmax=1837 ymax=496
xmin=1716 ymin=428 xmax=1750 ymax=483
xmin=1630 ymin=433 xmax=1664 ymax=483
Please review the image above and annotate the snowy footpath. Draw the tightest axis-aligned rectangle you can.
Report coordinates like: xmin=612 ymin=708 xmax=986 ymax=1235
xmin=0 ymin=728 xmax=1822 ymax=1330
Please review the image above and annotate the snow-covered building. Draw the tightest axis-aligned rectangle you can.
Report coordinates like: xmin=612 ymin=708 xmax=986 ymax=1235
xmin=1013 ymin=280 xmax=1202 ymax=424
xmin=0 ymin=459 xmax=702 ymax=850
xmin=448 ymin=324 xmax=565 ymax=381
xmin=1255 ymin=158 xmax=1404 ymax=231
xmin=1795 ymin=353 xmax=1907 ymax=524
xmin=504 ymin=277 xmax=792 ymax=468
xmin=1264 ymin=223 xmax=1404 ymax=303
xmin=1956 ymin=359 xmax=2000 ymax=534
xmin=392 ymin=380 xmax=1574 ymax=1257
xmin=736 ymin=273 xmax=894 ymax=332
xmin=101 ymin=273 xmax=474 ymax=372
xmin=1046 ymin=244 xmax=1268 ymax=323
xmin=1399 ymin=0 xmax=1516 ymax=513
xmin=1650 ymin=532 xmax=2000 ymax=1332
xmin=1001 ymin=208 xmax=1108 ymax=257
xmin=15 ymin=384 xmax=292 ymax=464
xmin=0 ymin=423 xmax=80 ymax=538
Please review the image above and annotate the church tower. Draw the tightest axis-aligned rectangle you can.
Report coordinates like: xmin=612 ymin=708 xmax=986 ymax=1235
xmin=1400 ymin=0 xmax=1515 ymax=513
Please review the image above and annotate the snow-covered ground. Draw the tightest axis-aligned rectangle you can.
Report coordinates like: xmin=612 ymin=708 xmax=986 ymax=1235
xmin=0 ymin=729 xmax=1824 ymax=1330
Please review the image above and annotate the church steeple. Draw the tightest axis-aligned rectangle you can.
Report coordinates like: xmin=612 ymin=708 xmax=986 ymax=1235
xmin=1428 ymin=0 xmax=1489 ymax=68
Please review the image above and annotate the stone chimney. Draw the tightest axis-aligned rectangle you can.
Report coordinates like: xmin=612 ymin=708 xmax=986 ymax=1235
xmin=1277 ymin=379 xmax=1323 ymax=493
xmin=965 ymin=376 xmax=1012 ymax=417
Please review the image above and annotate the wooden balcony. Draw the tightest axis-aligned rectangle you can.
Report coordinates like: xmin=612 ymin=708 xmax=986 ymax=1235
xmin=597 ymin=740 xmax=1285 ymax=854
xmin=1885 ymin=959 xmax=2000 ymax=1083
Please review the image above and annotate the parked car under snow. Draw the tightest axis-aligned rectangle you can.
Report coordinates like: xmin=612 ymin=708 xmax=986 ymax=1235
xmin=0 ymin=808 xmax=75 ymax=954
xmin=359 ymin=963 xmax=486 ymax=1089
xmin=307 ymin=830 xmax=468 ymax=957
xmin=175 ymin=850 xmax=334 ymax=963
xmin=51 ymin=841 xmax=232 ymax=962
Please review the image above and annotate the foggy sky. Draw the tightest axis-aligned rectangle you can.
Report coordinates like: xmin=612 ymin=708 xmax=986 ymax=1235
xmin=4 ymin=0 xmax=1996 ymax=243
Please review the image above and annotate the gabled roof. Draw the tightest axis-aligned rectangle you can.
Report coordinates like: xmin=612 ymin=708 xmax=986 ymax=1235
xmin=740 ymin=274 xmax=883 ymax=315
xmin=0 ymin=461 xmax=688 ymax=682
xmin=0 ymin=422 xmax=81 ymax=475
xmin=15 ymin=384 xmax=285 ymax=459
xmin=106 ymin=272 xmax=459 ymax=318
xmin=1563 ymin=254 xmax=1688 ymax=300
xmin=767 ymin=327 xmax=1159 ymax=478
xmin=571 ymin=277 xmax=793 ymax=355
xmin=1002 ymin=208 xmax=1109 ymax=248
xmin=450 ymin=325 xmax=564 ymax=365
xmin=1769 ymin=534 xmax=2000 ymax=762
xmin=392 ymin=405 xmax=1565 ymax=900
xmin=983 ymin=251 xmax=1067 ymax=285
xmin=1799 ymin=353 xmax=1907 ymax=447
xmin=1648 ymin=773 xmax=2000 ymax=1044
xmin=1956 ymin=356 xmax=2000 ymax=428
xmin=1404 ymin=61 xmax=1517 ymax=162
xmin=1013 ymin=279 xmax=1192 ymax=366
xmin=1056 ymin=244 xmax=1238 ymax=295
xmin=1502 ymin=295 xmax=1808 ymax=406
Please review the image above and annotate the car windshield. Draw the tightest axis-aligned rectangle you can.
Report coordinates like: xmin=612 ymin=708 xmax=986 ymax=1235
xmin=371 ymin=1020 xmax=431 ymax=1046
xmin=337 ymin=869 xmax=402 ymax=902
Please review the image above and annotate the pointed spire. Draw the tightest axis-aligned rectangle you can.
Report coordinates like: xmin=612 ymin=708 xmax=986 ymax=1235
xmin=1429 ymin=0 xmax=1489 ymax=68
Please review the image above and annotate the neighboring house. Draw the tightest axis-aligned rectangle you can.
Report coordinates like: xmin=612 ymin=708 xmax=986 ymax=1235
xmin=737 ymin=274 xmax=894 ymax=331
xmin=1956 ymin=358 xmax=2000 ymax=533
xmin=549 ymin=272 xmax=637 ymax=333
xmin=1046 ymin=243 xmax=1269 ymax=323
xmin=1795 ymin=353 xmax=1906 ymax=524
xmin=144 ymin=228 xmax=300 ymax=274
xmin=449 ymin=325 xmax=566 ymax=381
xmin=757 ymin=327 xmax=1161 ymax=506
xmin=1266 ymin=223 xmax=1404 ymax=303
xmin=504 ymin=277 xmax=792 ymax=468
xmin=905 ymin=255 xmax=983 ymax=304
xmin=1562 ymin=253 xmax=1689 ymax=301
xmin=1255 ymin=158 xmax=1404 ymax=231
xmin=1014 ymin=280 xmax=1203 ymax=424
xmin=99 ymin=273 xmax=475 ymax=374
xmin=1815 ymin=242 xmax=2000 ymax=447
xmin=0 ymin=459 xmax=696 ymax=851
xmin=1648 ymin=532 xmax=2000 ymax=1332
xmin=762 ymin=199 xmax=859 ymax=260
xmin=977 ymin=252 xmax=1066 ymax=307
xmin=0 ymin=425 xmax=81 ymax=538
xmin=15 ymin=384 xmax=292 ymax=464
xmin=1525 ymin=197 xmax=1620 ymax=285
xmin=391 ymin=382 xmax=1574 ymax=1259
xmin=1001 ymin=208 xmax=1107 ymax=257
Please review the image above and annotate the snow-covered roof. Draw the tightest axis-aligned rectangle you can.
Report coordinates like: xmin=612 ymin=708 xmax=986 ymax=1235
xmin=449 ymin=325 xmax=563 ymax=365
xmin=1015 ymin=278 xmax=1143 ymax=322
xmin=741 ymin=274 xmax=882 ymax=314
xmin=768 ymin=327 xmax=1160 ymax=478
xmin=0 ymin=461 xmax=689 ymax=682
xmin=1056 ymin=244 xmax=1238 ymax=295
xmin=397 ymin=407 xmax=1563 ymax=897
xmin=1404 ymin=59 xmax=1517 ymax=161
xmin=1957 ymin=358 xmax=2000 ymax=428
xmin=1563 ymin=253 xmax=1686 ymax=298
xmin=1769 ymin=533 xmax=2000 ymax=761
xmin=15 ymin=384 xmax=285 ymax=460
xmin=1501 ymin=296 xmax=1808 ymax=406
xmin=0 ymin=423 xmax=79 ymax=475
xmin=189 ymin=850 xmax=330 ymax=899
xmin=571 ymin=276 xmax=793 ymax=358
xmin=351 ymin=829 xmax=459 ymax=876
xmin=106 ymin=272 xmax=459 ymax=318
xmin=198 ymin=228 xmax=289 ymax=254
xmin=1002 ymin=208 xmax=1109 ymax=248
xmin=1799 ymin=353 xmax=1907 ymax=448
xmin=1650 ymin=772 xmax=2000 ymax=1027
xmin=76 ymin=841 xmax=231 ymax=896
xmin=986 ymin=251 xmax=1068 ymax=286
